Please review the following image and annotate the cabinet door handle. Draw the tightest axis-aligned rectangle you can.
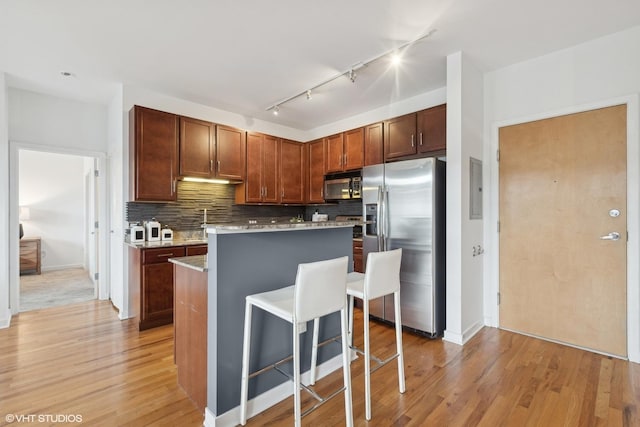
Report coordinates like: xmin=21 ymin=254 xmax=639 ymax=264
xmin=157 ymin=253 xmax=174 ymax=257
xmin=344 ymin=153 xmax=347 ymax=167
xmin=217 ymin=160 xmax=221 ymax=172
xmin=172 ymin=180 xmax=176 ymax=193
xmin=419 ymin=132 xmax=423 ymax=146
xmin=338 ymin=154 xmax=342 ymax=167
xmin=411 ymin=134 xmax=415 ymax=147
xmin=210 ymin=159 xmax=213 ymax=171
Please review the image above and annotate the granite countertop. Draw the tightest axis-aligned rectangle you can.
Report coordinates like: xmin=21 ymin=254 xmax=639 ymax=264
xmin=168 ymin=255 xmax=208 ymax=272
xmin=124 ymin=236 xmax=207 ymax=249
xmin=206 ymin=220 xmax=362 ymax=235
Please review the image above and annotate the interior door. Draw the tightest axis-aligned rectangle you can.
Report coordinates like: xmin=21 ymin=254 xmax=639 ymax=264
xmin=499 ymin=104 xmax=627 ymax=357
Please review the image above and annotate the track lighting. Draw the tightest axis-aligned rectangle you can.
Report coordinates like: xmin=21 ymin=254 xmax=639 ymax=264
xmin=265 ymin=29 xmax=436 ymax=116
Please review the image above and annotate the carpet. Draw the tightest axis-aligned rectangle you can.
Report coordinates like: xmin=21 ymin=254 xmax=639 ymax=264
xmin=20 ymin=268 xmax=95 ymax=312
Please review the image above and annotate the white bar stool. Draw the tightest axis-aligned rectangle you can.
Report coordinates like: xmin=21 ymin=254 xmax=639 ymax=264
xmin=310 ymin=248 xmax=405 ymax=421
xmin=239 ymin=256 xmax=353 ymax=427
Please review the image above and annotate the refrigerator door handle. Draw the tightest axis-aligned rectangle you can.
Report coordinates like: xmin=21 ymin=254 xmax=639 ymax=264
xmin=377 ymin=185 xmax=384 ymax=252
xmin=383 ymin=187 xmax=390 ymax=251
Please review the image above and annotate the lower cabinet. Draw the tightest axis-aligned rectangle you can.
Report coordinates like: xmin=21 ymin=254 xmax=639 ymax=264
xmin=130 ymin=246 xmax=183 ymax=330
xmin=353 ymin=239 xmax=363 ymax=273
xmin=130 ymin=244 xmax=208 ymax=331
xmin=174 ymin=265 xmax=207 ymax=411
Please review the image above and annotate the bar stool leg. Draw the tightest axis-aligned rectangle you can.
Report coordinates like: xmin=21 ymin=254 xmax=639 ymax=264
xmin=394 ymin=291 xmax=406 ymax=393
xmin=340 ymin=306 xmax=354 ymax=427
xmin=293 ymin=322 xmax=302 ymax=427
xmin=363 ymin=298 xmax=372 ymax=420
xmin=240 ymin=301 xmax=253 ymax=425
xmin=310 ymin=318 xmax=320 ymax=385
xmin=347 ymin=295 xmax=355 ymax=347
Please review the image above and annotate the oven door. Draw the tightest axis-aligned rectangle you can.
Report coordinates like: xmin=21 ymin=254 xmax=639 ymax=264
xmin=324 ymin=178 xmax=352 ymax=200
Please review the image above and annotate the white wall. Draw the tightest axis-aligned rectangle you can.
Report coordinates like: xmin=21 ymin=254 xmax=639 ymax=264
xmin=484 ymin=25 xmax=640 ymax=362
xmin=6 ymin=88 xmax=110 ymax=315
xmin=0 ymin=72 xmax=10 ymax=328
xmin=9 ymin=88 xmax=108 ymax=151
xmin=19 ymin=150 xmax=86 ymax=270
xmin=443 ymin=52 xmax=485 ymax=345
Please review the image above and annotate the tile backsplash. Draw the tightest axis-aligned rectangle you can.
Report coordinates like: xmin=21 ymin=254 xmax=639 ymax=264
xmin=126 ymin=181 xmax=303 ymax=230
xmin=126 ymin=181 xmax=363 ymax=231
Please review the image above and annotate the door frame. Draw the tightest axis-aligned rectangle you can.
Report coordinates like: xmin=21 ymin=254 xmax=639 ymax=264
xmin=485 ymin=94 xmax=640 ymax=363
xmin=8 ymin=141 xmax=110 ymax=315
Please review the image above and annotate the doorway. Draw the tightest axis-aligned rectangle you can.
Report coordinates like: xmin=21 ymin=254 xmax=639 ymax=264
xmin=9 ymin=143 xmax=109 ymax=314
xmin=498 ymin=104 xmax=627 ymax=357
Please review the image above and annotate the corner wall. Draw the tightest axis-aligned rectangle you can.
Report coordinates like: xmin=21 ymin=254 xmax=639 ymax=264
xmin=0 ymin=72 xmax=10 ymax=328
xmin=443 ymin=52 xmax=485 ymax=345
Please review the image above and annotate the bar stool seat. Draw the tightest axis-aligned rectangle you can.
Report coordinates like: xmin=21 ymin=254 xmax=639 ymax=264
xmin=310 ymin=248 xmax=405 ymax=421
xmin=239 ymin=256 xmax=353 ymax=427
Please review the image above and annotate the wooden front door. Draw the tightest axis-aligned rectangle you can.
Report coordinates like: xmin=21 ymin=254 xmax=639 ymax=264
xmin=499 ymin=104 xmax=627 ymax=357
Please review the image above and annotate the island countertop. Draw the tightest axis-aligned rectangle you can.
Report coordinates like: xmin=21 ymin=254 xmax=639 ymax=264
xmin=168 ymin=255 xmax=208 ymax=272
xmin=206 ymin=220 xmax=361 ymax=234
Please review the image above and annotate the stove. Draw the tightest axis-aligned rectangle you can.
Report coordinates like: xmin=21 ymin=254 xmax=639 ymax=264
xmin=336 ymin=215 xmax=363 ymax=239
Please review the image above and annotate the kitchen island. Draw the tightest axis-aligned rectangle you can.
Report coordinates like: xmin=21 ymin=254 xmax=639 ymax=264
xmin=204 ymin=221 xmax=356 ymax=426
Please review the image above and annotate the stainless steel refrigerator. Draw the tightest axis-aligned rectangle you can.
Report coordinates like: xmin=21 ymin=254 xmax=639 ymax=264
xmin=362 ymin=157 xmax=446 ymax=337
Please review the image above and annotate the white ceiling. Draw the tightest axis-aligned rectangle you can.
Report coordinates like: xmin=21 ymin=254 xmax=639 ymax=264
xmin=2 ymin=0 xmax=640 ymax=131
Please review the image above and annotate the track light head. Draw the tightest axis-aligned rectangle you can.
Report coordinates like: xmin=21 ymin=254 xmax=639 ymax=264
xmin=273 ymin=105 xmax=280 ymax=116
xmin=348 ymin=69 xmax=357 ymax=83
xmin=306 ymin=90 xmax=312 ymax=100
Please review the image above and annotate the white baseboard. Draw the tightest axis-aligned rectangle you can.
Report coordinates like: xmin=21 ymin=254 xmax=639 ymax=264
xmin=0 ymin=309 xmax=11 ymax=329
xmin=204 ymin=353 xmax=346 ymax=427
xmin=443 ymin=321 xmax=484 ymax=345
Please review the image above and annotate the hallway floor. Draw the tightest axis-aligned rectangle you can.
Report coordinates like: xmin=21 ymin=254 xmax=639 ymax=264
xmin=19 ymin=267 xmax=95 ymax=312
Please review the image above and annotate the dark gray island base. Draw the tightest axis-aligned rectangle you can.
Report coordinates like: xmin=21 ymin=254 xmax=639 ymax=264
xmin=205 ymin=223 xmax=354 ymax=425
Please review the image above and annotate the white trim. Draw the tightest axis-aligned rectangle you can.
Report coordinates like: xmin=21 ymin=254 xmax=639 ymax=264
xmin=487 ymin=94 xmax=640 ymax=363
xmin=443 ymin=321 xmax=484 ymax=345
xmin=205 ymin=353 xmax=345 ymax=427
xmin=8 ymin=140 xmax=110 ymax=314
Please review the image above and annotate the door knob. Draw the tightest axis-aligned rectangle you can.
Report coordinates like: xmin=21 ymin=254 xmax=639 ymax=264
xmin=600 ymin=232 xmax=621 ymax=241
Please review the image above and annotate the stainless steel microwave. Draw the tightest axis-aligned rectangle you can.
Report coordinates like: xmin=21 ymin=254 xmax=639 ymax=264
xmin=324 ymin=176 xmax=361 ymax=200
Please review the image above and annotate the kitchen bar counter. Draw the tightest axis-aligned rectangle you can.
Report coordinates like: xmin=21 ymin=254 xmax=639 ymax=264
xmin=206 ymin=220 xmax=360 ymax=234
xmin=206 ymin=224 xmax=354 ymax=424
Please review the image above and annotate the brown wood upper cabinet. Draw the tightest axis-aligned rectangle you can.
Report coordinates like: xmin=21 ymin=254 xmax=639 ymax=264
xmin=179 ymin=116 xmax=214 ymax=178
xmin=364 ymin=122 xmax=384 ymax=166
xmin=307 ymin=139 xmax=325 ymax=203
xmin=384 ymin=105 xmax=447 ymax=161
xmin=325 ymin=129 xmax=364 ymax=173
xmin=215 ymin=125 xmax=246 ymax=180
xmin=384 ymin=113 xmax=417 ymax=160
xmin=417 ymin=104 xmax=447 ymax=154
xmin=179 ymin=117 xmax=247 ymax=181
xmin=236 ymin=132 xmax=279 ymax=204
xmin=280 ymin=140 xmax=305 ymax=204
xmin=129 ymin=105 xmax=179 ymax=202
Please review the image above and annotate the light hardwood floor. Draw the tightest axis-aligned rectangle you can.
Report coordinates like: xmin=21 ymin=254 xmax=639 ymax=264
xmin=1 ymin=300 xmax=639 ymax=426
